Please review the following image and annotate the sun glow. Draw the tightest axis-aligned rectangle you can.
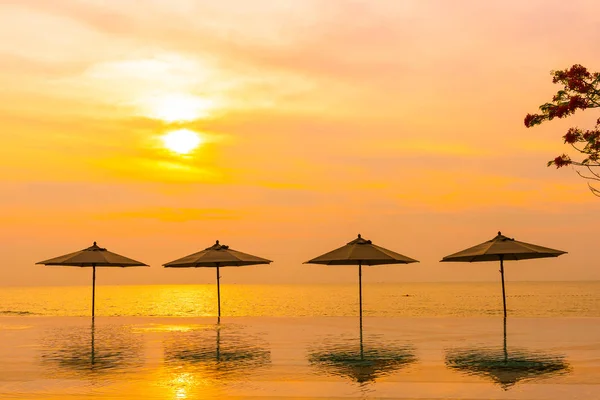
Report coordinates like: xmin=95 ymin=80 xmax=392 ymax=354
xmin=162 ymin=129 xmax=203 ymax=155
xmin=149 ymin=93 xmax=214 ymax=123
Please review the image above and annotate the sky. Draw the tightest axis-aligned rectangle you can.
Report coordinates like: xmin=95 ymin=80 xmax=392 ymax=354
xmin=1 ymin=0 xmax=599 ymax=287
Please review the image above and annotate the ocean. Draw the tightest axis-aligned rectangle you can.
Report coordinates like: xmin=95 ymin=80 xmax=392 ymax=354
xmin=0 ymin=282 xmax=599 ymax=399
xmin=0 ymin=281 xmax=599 ymax=317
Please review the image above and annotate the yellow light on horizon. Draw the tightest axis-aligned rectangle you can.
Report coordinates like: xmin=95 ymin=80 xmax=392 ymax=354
xmin=162 ymin=129 xmax=203 ymax=155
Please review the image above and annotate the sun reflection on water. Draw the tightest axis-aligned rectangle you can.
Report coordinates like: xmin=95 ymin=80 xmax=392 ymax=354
xmin=171 ymin=373 xmax=194 ymax=399
xmin=132 ymin=324 xmax=202 ymax=333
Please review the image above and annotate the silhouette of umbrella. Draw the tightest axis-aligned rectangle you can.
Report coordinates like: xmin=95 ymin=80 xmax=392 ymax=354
xmin=305 ymin=234 xmax=418 ymax=329
xmin=163 ymin=240 xmax=271 ymax=318
xmin=36 ymin=242 xmax=147 ymax=317
xmin=441 ymin=232 xmax=566 ymax=317
xmin=40 ymin=321 xmax=143 ymax=377
xmin=308 ymin=334 xmax=417 ymax=384
xmin=445 ymin=319 xmax=570 ymax=390
xmin=163 ymin=323 xmax=271 ymax=380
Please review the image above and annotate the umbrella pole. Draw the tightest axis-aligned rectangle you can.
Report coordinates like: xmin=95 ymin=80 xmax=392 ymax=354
xmin=216 ymin=324 xmax=221 ymax=362
xmin=216 ymin=264 xmax=221 ymax=319
xmin=359 ymin=263 xmax=363 ymax=334
xmin=500 ymin=256 xmax=507 ymax=318
xmin=91 ymin=319 xmax=95 ymax=367
xmin=92 ymin=265 xmax=96 ymax=319
xmin=359 ymin=262 xmax=364 ymax=360
xmin=503 ymin=317 xmax=508 ymax=363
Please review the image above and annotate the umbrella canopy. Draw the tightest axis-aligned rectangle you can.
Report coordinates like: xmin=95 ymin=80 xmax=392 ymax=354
xmin=306 ymin=234 xmax=419 ymax=265
xmin=38 ymin=242 xmax=147 ymax=267
xmin=441 ymin=232 xmax=567 ymax=317
xmin=441 ymin=232 xmax=566 ymax=262
xmin=163 ymin=240 xmax=272 ymax=318
xmin=36 ymin=242 xmax=147 ymax=318
xmin=163 ymin=240 xmax=271 ymax=268
xmin=305 ymin=234 xmax=418 ymax=330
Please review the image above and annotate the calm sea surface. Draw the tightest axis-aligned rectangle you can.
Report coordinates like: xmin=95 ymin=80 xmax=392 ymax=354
xmin=1 ymin=282 xmax=599 ymax=399
xmin=0 ymin=282 xmax=598 ymax=317
xmin=1 ymin=316 xmax=599 ymax=399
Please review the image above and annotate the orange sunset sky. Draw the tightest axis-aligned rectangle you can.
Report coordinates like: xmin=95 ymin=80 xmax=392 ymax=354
xmin=1 ymin=0 xmax=599 ymax=287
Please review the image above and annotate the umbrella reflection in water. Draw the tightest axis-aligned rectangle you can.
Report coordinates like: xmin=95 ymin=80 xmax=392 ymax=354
xmin=163 ymin=323 xmax=271 ymax=380
xmin=308 ymin=332 xmax=417 ymax=384
xmin=40 ymin=321 xmax=143 ymax=377
xmin=445 ymin=319 xmax=571 ymax=390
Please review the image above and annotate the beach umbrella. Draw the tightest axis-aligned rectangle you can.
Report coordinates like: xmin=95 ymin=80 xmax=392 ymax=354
xmin=163 ymin=240 xmax=272 ymax=318
xmin=445 ymin=319 xmax=570 ymax=390
xmin=441 ymin=232 xmax=566 ymax=318
xmin=36 ymin=242 xmax=147 ymax=318
xmin=305 ymin=234 xmax=418 ymax=330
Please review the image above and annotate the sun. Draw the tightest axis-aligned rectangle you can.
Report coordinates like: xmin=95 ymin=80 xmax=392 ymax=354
xmin=162 ymin=129 xmax=203 ymax=155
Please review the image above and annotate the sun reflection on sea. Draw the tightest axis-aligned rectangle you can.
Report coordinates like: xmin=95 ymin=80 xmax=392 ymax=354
xmin=132 ymin=324 xmax=201 ymax=333
xmin=171 ymin=373 xmax=194 ymax=399
xmin=176 ymin=388 xmax=187 ymax=399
